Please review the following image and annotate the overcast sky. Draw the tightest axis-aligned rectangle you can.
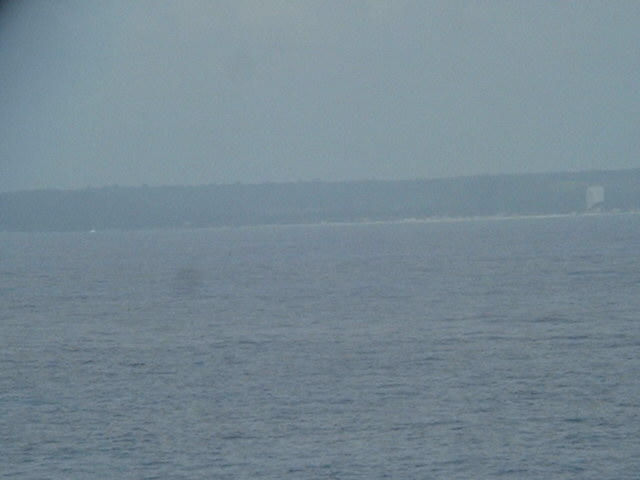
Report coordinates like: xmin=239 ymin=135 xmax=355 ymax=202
xmin=1 ymin=0 xmax=638 ymax=192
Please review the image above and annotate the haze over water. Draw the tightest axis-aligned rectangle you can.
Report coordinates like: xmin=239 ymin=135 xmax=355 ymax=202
xmin=2 ymin=214 xmax=639 ymax=479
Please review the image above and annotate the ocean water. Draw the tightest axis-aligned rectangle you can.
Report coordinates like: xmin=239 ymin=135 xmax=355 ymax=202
xmin=2 ymin=214 xmax=639 ymax=479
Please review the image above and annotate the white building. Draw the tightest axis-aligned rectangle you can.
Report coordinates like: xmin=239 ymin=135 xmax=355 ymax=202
xmin=586 ymin=185 xmax=605 ymax=212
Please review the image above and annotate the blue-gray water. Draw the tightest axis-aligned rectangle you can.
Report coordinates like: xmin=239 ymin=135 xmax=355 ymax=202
xmin=2 ymin=215 xmax=640 ymax=479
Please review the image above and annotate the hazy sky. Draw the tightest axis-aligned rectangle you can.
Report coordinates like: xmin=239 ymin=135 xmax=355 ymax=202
xmin=1 ymin=0 xmax=638 ymax=192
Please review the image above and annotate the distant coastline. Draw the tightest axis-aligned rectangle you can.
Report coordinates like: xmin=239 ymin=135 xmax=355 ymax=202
xmin=267 ymin=210 xmax=640 ymax=231
xmin=2 ymin=168 xmax=639 ymax=232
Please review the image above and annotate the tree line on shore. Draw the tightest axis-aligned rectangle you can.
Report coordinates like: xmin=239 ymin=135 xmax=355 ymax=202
xmin=2 ymin=168 xmax=639 ymax=232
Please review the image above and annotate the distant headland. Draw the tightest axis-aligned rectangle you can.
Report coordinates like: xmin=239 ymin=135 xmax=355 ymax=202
xmin=2 ymin=168 xmax=639 ymax=232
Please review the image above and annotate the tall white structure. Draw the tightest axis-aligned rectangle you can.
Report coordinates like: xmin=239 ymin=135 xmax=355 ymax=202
xmin=586 ymin=185 xmax=604 ymax=212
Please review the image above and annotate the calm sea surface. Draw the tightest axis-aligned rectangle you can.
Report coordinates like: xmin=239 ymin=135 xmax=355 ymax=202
xmin=2 ymin=214 xmax=639 ymax=479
